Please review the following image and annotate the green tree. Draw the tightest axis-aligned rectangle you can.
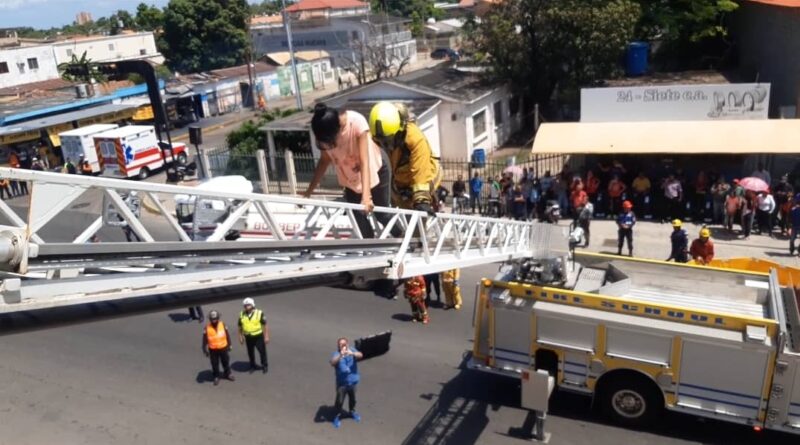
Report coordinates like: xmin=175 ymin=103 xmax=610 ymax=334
xmin=372 ymin=0 xmax=442 ymax=36
xmin=636 ymin=0 xmax=738 ymax=69
xmin=471 ymin=0 xmax=640 ymax=105
xmin=161 ymin=0 xmax=250 ymax=74
xmin=136 ymin=3 xmax=166 ymax=31
xmin=250 ymin=0 xmax=282 ymax=15
xmin=109 ymin=10 xmax=137 ymax=34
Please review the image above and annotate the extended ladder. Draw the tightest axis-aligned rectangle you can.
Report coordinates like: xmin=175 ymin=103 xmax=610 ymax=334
xmin=0 ymin=168 xmax=539 ymax=314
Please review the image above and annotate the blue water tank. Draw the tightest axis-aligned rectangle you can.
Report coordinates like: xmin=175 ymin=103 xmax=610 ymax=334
xmin=472 ymin=148 xmax=486 ymax=168
xmin=626 ymin=41 xmax=649 ymax=77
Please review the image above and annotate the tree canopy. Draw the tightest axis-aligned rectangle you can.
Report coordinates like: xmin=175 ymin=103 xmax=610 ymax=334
xmin=471 ymin=0 xmax=640 ymax=104
xmin=161 ymin=0 xmax=250 ymax=74
xmin=135 ymin=3 xmax=165 ymax=31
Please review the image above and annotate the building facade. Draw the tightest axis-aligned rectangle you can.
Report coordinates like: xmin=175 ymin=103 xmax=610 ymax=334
xmin=251 ymin=15 xmax=417 ymax=72
xmin=733 ymin=0 xmax=800 ymax=118
xmin=52 ymin=32 xmax=164 ymax=65
xmin=0 ymin=44 xmax=60 ymax=89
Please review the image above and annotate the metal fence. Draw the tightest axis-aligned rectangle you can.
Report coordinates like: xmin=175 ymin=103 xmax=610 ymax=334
xmin=206 ymin=148 xmax=571 ymax=205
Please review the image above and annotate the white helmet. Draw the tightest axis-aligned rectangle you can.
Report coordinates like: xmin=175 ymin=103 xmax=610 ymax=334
xmin=242 ymin=297 xmax=255 ymax=307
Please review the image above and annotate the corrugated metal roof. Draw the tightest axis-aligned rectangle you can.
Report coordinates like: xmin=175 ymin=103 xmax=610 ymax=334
xmin=0 ymin=103 xmax=137 ymax=138
xmin=265 ymin=50 xmax=330 ymax=65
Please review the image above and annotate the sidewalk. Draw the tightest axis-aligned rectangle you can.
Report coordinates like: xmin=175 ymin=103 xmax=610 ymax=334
xmin=572 ymin=218 xmax=800 ymax=267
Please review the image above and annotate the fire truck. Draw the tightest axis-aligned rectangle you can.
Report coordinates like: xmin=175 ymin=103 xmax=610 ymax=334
xmin=470 ymin=230 xmax=800 ymax=436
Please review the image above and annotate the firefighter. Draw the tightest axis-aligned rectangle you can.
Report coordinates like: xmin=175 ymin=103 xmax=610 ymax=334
xmin=441 ymin=269 xmax=462 ymax=310
xmin=404 ymin=276 xmax=429 ymax=324
xmin=368 ymin=101 xmax=441 ymax=215
xmin=666 ymin=219 xmax=689 ymax=263
xmin=690 ymin=227 xmax=715 ymax=265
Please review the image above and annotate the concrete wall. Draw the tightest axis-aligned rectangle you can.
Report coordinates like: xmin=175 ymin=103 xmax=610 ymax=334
xmin=733 ymin=3 xmax=800 ymax=117
xmin=0 ymin=44 xmax=60 ymax=89
xmin=437 ymin=101 xmax=468 ymax=159
xmin=53 ymin=32 xmax=163 ymax=65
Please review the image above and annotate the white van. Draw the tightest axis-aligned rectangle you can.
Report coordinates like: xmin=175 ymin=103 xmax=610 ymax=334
xmin=58 ymin=124 xmax=119 ymax=174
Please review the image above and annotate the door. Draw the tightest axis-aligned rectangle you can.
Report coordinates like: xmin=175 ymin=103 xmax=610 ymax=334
xmin=97 ymin=139 xmax=122 ymax=177
xmin=678 ymin=340 xmax=770 ymax=420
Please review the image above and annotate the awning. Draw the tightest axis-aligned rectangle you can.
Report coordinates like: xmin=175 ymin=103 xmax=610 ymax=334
xmin=532 ymin=119 xmax=800 ymax=154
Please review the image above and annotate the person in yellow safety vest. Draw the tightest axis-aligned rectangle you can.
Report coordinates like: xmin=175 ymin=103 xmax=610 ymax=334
xmin=404 ymin=275 xmax=429 ymax=324
xmin=202 ymin=310 xmax=235 ymax=386
xmin=442 ymin=269 xmax=463 ymax=310
xmin=238 ymin=297 xmax=270 ymax=374
xmin=368 ymin=101 xmax=441 ymax=216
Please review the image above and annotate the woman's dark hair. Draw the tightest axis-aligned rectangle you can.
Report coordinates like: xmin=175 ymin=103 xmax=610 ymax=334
xmin=311 ymin=103 xmax=342 ymax=145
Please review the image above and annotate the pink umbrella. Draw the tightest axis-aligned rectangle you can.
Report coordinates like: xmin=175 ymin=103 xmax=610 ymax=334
xmin=738 ymin=177 xmax=769 ymax=192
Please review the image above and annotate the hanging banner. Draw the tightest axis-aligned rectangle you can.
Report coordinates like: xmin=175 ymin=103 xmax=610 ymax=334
xmin=581 ymin=83 xmax=771 ymax=122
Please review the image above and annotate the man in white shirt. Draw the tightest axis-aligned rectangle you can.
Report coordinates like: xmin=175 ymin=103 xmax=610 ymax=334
xmin=756 ymin=191 xmax=776 ymax=237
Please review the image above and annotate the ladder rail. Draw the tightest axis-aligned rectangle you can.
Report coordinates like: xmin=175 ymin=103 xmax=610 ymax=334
xmin=0 ymin=168 xmax=538 ymax=312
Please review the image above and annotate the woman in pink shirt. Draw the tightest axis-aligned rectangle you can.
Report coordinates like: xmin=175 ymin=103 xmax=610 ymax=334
xmin=304 ymin=104 xmax=392 ymax=238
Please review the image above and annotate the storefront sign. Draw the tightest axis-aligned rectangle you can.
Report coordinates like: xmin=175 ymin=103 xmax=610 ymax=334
xmin=581 ymin=83 xmax=771 ymax=122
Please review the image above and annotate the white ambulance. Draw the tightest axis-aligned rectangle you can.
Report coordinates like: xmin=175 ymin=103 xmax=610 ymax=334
xmin=93 ymin=125 xmax=188 ymax=179
xmin=58 ymin=124 xmax=119 ymax=174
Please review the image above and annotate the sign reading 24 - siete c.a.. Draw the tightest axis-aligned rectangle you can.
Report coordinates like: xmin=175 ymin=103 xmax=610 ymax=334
xmin=580 ymin=83 xmax=771 ymax=122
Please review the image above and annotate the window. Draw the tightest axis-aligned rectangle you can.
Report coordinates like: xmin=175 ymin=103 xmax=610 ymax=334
xmin=0 ymin=62 xmax=8 ymax=74
xmin=66 ymin=49 xmax=73 ymax=57
xmin=108 ymin=43 xmax=115 ymax=51
xmin=17 ymin=62 xmax=25 ymax=74
xmin=351 ymin=31 xmax=359 ymax=40
xmin=494 ymin=101 xmax=504 ymax=125
xmin=139 ymin=49 xmax=146 ymax=56
xmin=510 ymin=96 xmax=520 ymax=116
xmin=472 ymin=109 xmax=487 ymax=139
xmin=27 ymin=58 xmax=38 ymax=70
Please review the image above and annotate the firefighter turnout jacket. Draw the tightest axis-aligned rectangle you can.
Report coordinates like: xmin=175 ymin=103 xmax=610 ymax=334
xmin=390 ymin=122 xmax=441 ymax=209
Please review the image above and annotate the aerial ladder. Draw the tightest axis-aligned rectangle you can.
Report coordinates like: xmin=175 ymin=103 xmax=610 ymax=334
xmin=0 ymin=167 xmax=539 ymax=332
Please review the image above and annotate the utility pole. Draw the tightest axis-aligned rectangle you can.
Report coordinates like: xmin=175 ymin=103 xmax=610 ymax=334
xmin=281 ymin=0 xmax=304 ymax=110
xmin=246 ymin=20 xmax=259 ymax=109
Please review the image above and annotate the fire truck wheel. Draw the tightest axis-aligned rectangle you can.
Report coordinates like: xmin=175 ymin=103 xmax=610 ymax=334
xmin=598 ymin=373 xmax=662 ymax=427
xmin=177 ymin=153 xmax=188 ymax=165
xmin=138 ymin=167 xmax=150 ymax=180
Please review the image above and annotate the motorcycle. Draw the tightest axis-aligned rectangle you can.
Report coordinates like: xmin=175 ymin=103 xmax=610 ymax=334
xmin=544 ymin=200 xmax=560 ymax=224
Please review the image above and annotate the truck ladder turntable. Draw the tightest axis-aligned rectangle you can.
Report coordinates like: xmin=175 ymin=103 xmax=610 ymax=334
xmin=0 ymin=168 xmax=536 ymax=315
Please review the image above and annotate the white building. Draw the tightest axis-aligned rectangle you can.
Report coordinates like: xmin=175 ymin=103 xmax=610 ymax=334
xmin=0 ymin=44 xmax=60 ymax=89
xmin=262 ymin=66 xmax=522 ymax=160
xmin=325 ymin=67 xmax=522 ymax=159
xmin=52 ymin=32 xmax=164 ymax=65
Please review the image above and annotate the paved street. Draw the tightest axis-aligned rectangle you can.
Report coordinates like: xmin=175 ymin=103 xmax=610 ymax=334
xmin=0 ymin=207 xmax=796 ymax=444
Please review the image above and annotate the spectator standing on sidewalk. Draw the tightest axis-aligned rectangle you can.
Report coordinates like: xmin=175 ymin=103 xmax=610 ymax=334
xmin=774 ymin=175 xmax=794 ymax=235
xmin=756 ymin=191 xmax=776 ymax=237
xmin=487 ymin=176 xmax=501 ymax=217
xmin=789 ymin=195 xmax=800 ymax=255
xmin=469 ymin=172 xmax=483 ymax=214
xmin=452 ymin=175 xmax=467 ymax=213
xmin=710 ymin=176 xmax=731 ymax=225
xmin=741 ymin=191 xmax=756 ymax=240
xmin=607 ymin=175 xmax=626 ymax=218
xmin=329 ymin=337 xmax=363 ymax=428
xmin=662 ymin=174 xmax=683 ymax=222
xmin=631 ymin=171 xmax=651 ymax=218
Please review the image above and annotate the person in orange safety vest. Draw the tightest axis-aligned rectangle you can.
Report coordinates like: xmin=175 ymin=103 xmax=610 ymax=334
xmin=404 ymin=276 xmax=429 ymax=324
xmin=202 ymin=310 xmax=235 ymax=386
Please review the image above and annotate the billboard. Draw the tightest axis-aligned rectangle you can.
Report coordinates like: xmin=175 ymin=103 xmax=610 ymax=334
xmin=580 ymin=83 xmax=771 ymax=122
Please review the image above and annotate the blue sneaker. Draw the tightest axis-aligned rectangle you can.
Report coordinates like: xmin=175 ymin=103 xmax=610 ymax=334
xmin=351 ymin=411 xmax=361 ymax=423
xmin=332 ymin=415 xmax=341 ymax=429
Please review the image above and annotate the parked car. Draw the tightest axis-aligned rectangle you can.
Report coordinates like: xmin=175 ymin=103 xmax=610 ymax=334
xmin=430 ymin=48 xmax=459 ymax=60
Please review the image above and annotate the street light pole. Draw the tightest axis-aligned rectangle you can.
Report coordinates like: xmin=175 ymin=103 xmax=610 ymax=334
xmin=281 ymin=0 xmax=304 ymax=110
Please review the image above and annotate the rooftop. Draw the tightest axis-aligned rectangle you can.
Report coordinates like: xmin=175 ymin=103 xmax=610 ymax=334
xmin=390 ymin=67 xmax=496 ymax=103
xmin=208 ymin=62 xmax=278 ymax=80
xmin=601 ymin=70 xmax=740 ymax=87
xmin=264 ymin=50 xmax=331 ymax=66
xmin=742 ymin=0 xmax=800 ymax=7
xmin=262 ymin=98 xmax=440 ymax=132
xmin=0 ymin=103 xmax=137 ymax=138
xmin=286 ymin=0 xmax=369 ymax=12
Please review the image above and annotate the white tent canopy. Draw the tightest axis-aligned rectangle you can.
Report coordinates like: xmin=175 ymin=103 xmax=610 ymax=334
xmin=532 ymin=119 xmax=800 ymax=154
